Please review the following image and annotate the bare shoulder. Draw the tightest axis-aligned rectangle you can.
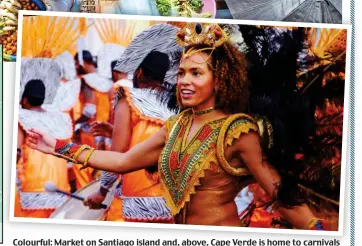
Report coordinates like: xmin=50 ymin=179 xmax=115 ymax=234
xmin=113 ymin=98 xmax=131 ymax=125
xmin=233 ymin=131 xmax=262 ymax=153
xmin=115 ymin=97 xmax=130 ymax=112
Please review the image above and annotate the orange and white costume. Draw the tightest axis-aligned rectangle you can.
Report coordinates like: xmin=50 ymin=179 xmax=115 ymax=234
xmin=71 ymin=72 xmax=113 ymax=189
xmin=72 ymin=42 xmax=126 ymax=188
xmin=101 ymin=86 xmax=176 ymax=222
xmin=15 ymin=58 xmax=73 ymax=218
xmin=99 ymin=23 xmax=182 ymax=222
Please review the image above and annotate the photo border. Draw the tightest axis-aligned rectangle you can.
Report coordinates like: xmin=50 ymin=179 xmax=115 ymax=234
xmin=9 ymin=10 xmax=352 ymax=237
xmin=348 ymin=0 xmax=356 ymax=245
xmin=1 ymin=44 xmax=3 ymax=244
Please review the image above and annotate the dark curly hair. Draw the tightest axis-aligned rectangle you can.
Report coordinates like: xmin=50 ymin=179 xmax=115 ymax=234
xmin=176 ymin=42 xmax=249 ymax=114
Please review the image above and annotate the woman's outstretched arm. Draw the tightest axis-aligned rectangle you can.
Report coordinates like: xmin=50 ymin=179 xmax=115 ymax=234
xmin=26 ymin=127 xmax=167 ymax=174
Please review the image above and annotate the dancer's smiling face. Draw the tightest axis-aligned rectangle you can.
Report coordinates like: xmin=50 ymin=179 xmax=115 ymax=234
xmin=177 ymin=51 xmax=216 ymax=110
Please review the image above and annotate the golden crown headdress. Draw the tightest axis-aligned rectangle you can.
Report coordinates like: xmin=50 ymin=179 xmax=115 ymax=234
xmin=176 ymin=23 xmax=228 ymax=49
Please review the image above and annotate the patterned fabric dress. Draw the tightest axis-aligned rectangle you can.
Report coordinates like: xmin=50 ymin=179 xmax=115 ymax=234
xmin=159 ymin=109 xmax=259 ymax=225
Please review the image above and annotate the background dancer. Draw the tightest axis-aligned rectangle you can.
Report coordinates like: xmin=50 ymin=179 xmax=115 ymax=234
xmin=87 ymin=51 xmax=176 ymax=222
xmin=16 ymin=61 xmax=73 ymax=218
xmin=72 ymin=50 xmax=114 ymax=188
xmin=86 ymin=23 xmax=182 ymax=222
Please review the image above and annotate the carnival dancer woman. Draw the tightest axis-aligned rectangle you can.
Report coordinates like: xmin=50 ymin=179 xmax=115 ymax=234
xmin=26 ymin=23 xmax=329 ymax=229
xmin=15 ymin=60 xmax=73 ymax=218
xmin=15 ymin=16 xmax=85 ymax=218
xmin=86 ymin=24 xmax=181 ymax=222
xmin=72 ymin=50 xmax=115 ymax=188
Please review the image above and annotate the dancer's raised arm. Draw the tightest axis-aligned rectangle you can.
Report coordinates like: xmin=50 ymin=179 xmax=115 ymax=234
xmin=26 ymin=127 xmax=166 ymax=174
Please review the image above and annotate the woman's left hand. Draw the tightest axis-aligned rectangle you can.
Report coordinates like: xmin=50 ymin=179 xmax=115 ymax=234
xmin=26 ymin=128 xmax=57 ymax=154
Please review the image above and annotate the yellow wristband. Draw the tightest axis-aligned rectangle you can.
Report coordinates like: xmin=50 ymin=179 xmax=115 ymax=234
xmin=80 ymin=148 xmax=95 ymax=170
xmin=72 ymin=145 xmax=90 ymax=160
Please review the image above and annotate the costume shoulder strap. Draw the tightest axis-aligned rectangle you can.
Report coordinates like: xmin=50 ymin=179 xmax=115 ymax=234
xmin=217 ymin=113 xmax=259 ymax=176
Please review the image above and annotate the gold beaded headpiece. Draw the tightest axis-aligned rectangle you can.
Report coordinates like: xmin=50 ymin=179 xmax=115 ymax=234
xmin=176 ymin=23 xmax=228 ymax=56
xmin=175 ymin=22 xmax=229 ymax=70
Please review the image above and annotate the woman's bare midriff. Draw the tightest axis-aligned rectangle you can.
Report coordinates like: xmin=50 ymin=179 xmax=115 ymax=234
xmin=181 ymin=173 xmax=252 ymax=226
xmin=185 ymin=200 xmax=242 ymax=226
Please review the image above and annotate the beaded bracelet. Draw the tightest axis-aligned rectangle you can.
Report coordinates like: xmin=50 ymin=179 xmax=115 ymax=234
xmin=54 ymin=139 xmax=95 ymax=169
xmin=306 ymin=218 xmax=327 ymax=230
xmin=80 ymin=148 xmax=95 ymax=170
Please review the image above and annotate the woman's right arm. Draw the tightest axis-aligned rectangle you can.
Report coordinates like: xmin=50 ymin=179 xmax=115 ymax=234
xmin=98 ymin=98 xmax=131 ymax=192
xmin=110 ymin=98 xmax=132 ymax=153
xmin=27 ymin=126 xmax=167 ymax=174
